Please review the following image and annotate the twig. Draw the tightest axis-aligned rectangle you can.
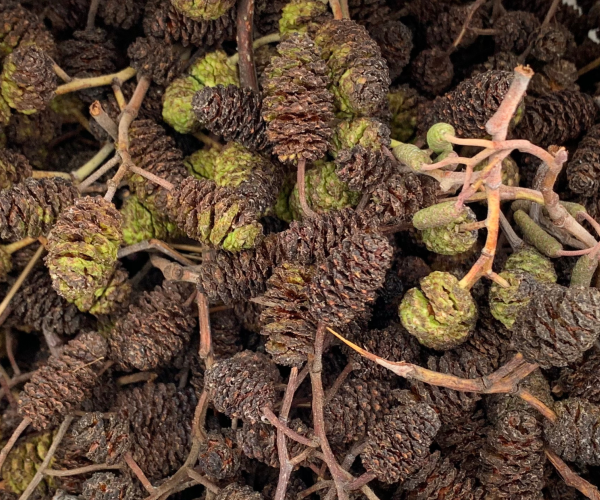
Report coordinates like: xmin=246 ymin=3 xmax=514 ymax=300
xmin=128 ymin=166 xmax=174 ymax=191
xmin=0 ymin=245 xmax=45 ymax=321
xmin=45 ymin=463 xmax=124 ymax=476
xmin=0 ymin=417 xmax=31 ymax=470
xmin=55 ymin=67 xmax=137 ymax=95
xmin=112 ymin=81 xmax=127 ymax=111
xmin=192 ymin=132 xmax=223 ymax=151
xmin=19 ymin=416 xmax=73 ymax=500
xmin=228 ymin=33 xmax=281 ymax=65
xmin=124 ymin=452 xmax=154 ymax=493
xmin=186 ymin=468 xmax=220 ymax=494
xmin=77 ymin=153 xmax=121 ymax=189
xmin=297 ymin=159 xmax=316 ymax=219
xmin=86 ymin=0 xmax=101 ymax=30
xmin=0 ymin=372 xmax=33 ymax=401
xmin=30 ymin=171 xmax=72 ymax=180
xmin=519 ymin=0 xmax=561 ymax=62
xmin=5 ymin=330 xmax=20 ymax=375
xmin=3 ymin=237 xmax=36 ymax=255
xmin=117 ymin=372 xmax=157 ymax=386
xmin=150 ymin=255 xmax=200 ymax=284
xmin=329 ymin=0 xmax=344 ymax=19
xmin=71 ymin=143 xmax=116 ymax=182
xmin=198 ymin=292 xmax=213 ymax=367
xmin=90 ymin=101 xmax=118 ymax=141
xmin=169 ymin=243 xmax=207 ymax=253
xmin=324 ymin=363 xmax=354 ymax=405
xmin=298 ymin=481 xmax=334 ymax=499
xmin=262 ymin=407 xmax=318 ymax=447
xmin=340 ymin=0 xmax=350 ymax=18
xmin=578 ymin=55 xmax=600 ymax=77
xmin=518 ymin=389 xmax=557 ymax=422
xmin=118 ymin=239 xmax=194 ymax=266
xmin=52 ymin=62 xmax=72 ymax=83
xmin=448 ymin=0 xmax=486 ymax=52
xmin=0 ymin=365 xmax=16 ymax=407
xmin=236 ymin=0 xmax=259 ymax=92
xmin=545 ymin=448 xmax=600 ymax=500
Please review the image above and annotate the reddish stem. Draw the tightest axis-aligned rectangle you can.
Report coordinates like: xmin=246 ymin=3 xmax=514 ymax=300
xmin=297 ymin=159 xmax=317 ymax=219
xmin=236 ymin=0 xmax=259 ymax=92
xmin=125 ymin=452 xmax=154 ymax=493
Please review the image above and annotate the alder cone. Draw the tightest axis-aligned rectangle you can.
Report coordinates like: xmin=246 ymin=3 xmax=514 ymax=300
xmin=0 ymin=149 xmax=31 ymax=190
xmin=426 ymin=4 xmax=482 ymax=50
xmin=371 ymin=20 xmax=413 ymax=81
xmin=69 ymin=412 xmax=130 ymax=465
xmin=0 ymin=177 xmax=78 ymax=241
xmin=197 ymin=431 xmax=241 ymax=480
xmin=58 ymin=28 xmax=117 ymax=77
xmin=81 ymin=472 xmax=142 ymax=500
xmin=261 ymin=32 xmax=334 ymax=164
xmin=411 ymin=48 xmax=454 ymax=96
xmin=99 ymin=0 xmax=145 ymax=29
xmin=566 ymin=123 xmax=600 ymax=195
xmin=18 ymin=331 xmax=108 ymax=430
xmin=0 ymin=3 xmax=56 ymax=58
xmin=479 ymin=411 xmax=546 ymax=499
xmin=215 ymin=484 xmax=263 ymax=500
xmin=514 ymin=90 xmax=597 ymax=147
xmin=419 ymin=70 xmax=514 ymax=138
xmin=192 ymin=85 xmax=269 ymax=153
xmin=144 ymin=0 xmax=236 ymax=47
xmin=511 ymin=281 xmax=600 ymax=368
xmin=555 ymin=348 xmax=600 ymax=404
xmin=204 ymin=350 xmax=281 ymax=423
xmin=308 ymin=232 xmax=393 ymax=327
xmin=494 ymin=11 xmax=540 ymax=53
xmin=544 ymin=398 xmax=600 ymax=466
xmin=116 ymin=383 xmax=197 ymax=480
xmin=127 ymin=36 xmax=187 ymax=86
xmin=361 ymin=400 xmax=441 ymax=483
xmin=335 ymin=145 xmax=394 ymax=193
xmin=10 ymin=269 xmax=91 ymax=337
xmin=107 ymin=282 xmax=197 ymax=371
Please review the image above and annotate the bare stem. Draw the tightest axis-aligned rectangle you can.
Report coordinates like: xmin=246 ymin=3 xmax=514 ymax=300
xmin=228 ymin=33 xmax=281 ymax=65
xmin=129 ymin=166 xmax=174 ymax=191
xmin=77 ymin=153 xmax=121 ymax=189
xmin=262 ymin=406 xmax=318 ymax=447
xmin=518 ymin=389 xmax=557 ymax=422
xmin=198 ymin=292 xmax=213 ymax=368
xmin=297 ymin=159 xmax=317 ymax=219
xmin=192 ymin=132 xmax=223 ymax=151
xmin=45 ymin=463 xmax=124 ymax=477
xmin=449 ymin=0 xmax=486 ymax=52
xmin=324 ymin=362 xmax=354 ymax=405
xmin=118 ymin=239 xmax=194 ymax=266
xmin=56 ymin=67 xmax=137 ymax=95
xmin=329 ymin=0 xmax=344 ymax=19
xmin=578 ymin=55 xmax=600 ymax=77
xmin=3 ymin=237 xmax=36 ymax=255
xmin=236 ymin=0 xmax=259 ymax=92
xmin=117 ymin=372 xmax=157 ymax=386
xmin=125 ymin=452 xmax=154 ymax=493
xmin=0 ymin=417 xmax=31 ymax=470
xmin=545 ymin=448 xmax=600 ymax=500
xmin=0 ymin=365 xmax=16 ymax=407
xmin=86 ymin=0 xmax=101 ymax=30
xmin=5 ymin=330 xmax=20 ymax=375
xmin=90 ymin=101 xmax=118 ymax=140
xmin=72 ymin=143 xmax=116 ymax=182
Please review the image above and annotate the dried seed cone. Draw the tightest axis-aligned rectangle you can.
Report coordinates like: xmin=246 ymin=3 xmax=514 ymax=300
xmin=10 ymin=269 xmax=91 ymax=337
xmin=193 ymin=85 xmax=269 ymax=152
xmin=567 ymin=123 xmax=600 ymax=195
xmin=514 ymin=90 xmax=597 ymax=147
xmin=411 ymin=48 xmax=454 ymax=97
xmin=0 ymin=3 xmax=56 ymax=59
xmin=58 ymin=28 xmax=117 ymax=84
xmin=197 ymin=431 xmax=241 ymax=480
xmin=204 ymin=350 xmax=281 ymax=423
xmin=116 ymin=383 xmax=197 ymax=480
xmin=99 ymin=0 xmax=145 ymax=29
xmin=479 ymin=411 xmax=545 ymax=499
xmin=308 ymin=232 xmax=393 ymax=327
xmin=171 ymin=0 xmax=236 ymax=21
xmin=259 ymin=262 xmax=317 ymax=367
xmin=1 ymin=44 xmax=57 ymax=115
xmin=334 ymin=146 xmax=393 ymax=193
xmin=45 ymin=197 xmax=123 ymax=313
xmin=421 ymin=207 xmax=478 ymax=256
xmin=511 ymin=281 xmax=600 ymax=368
xmin=107 ymin=282 xmax=196 ymax=371
xmin=361 ymin=401 xmax=441 ymax=484
xmin=120 ymin=195 xmax=179 ymax=246
xmin=371 ymin=20 xmax=412 ymax=81
xmin=419 ymin=71 xmax=515 ymax=138
xmin=400 ymin=272 xmax=477 ymax=350
xmin=494 ymin=11 xmax=540 ymax=53
xmin=261 ymin=32 xmax=334 ymax=163
xmin=18 ymin=331 xmax=108 ymax=430
xmin=489 ymin=270 xmax=537 ymax=329
xmin=0 ymin=177 xmax=79 ymax=241
xmin=426 ymin=3 xmax=482 ymax=50
xmin=81 ymin=472 xmax=142 ymax=500
xmin=127 ymin=36 xmax=187 ymax=86
xmin=531 ymin=24 xmax=575 ymax=63
xmin=0 ymin=149 xmax=31 ymax=190
xmin=144 ymin=0 xmax=236 ymax=47
xmin=215 ymin=484 xmax=263 ymax=500
xmin=555 ymin=348 xmax=600 ymax=404
xmin=69 ymin=412 xmax=130 ymax=465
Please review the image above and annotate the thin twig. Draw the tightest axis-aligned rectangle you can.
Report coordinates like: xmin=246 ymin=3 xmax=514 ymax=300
xmin=228 ymin=33 xmax=281 ymax=65
xmin=56 ymin=67 xmax=137 ymax=95
xmin=186 ymin=468 xmax=220 ymax=494
xmin=329 ymin=0 xmax=344 ymax=19
xmin=545 ymin=448 xmax=600 ymax=500
xmin=71 ymin=143 xmax=116 ymax=182
xmin=77 ymin=153 xmax=121 ymax=189
xmin=324 ymin=363 xmax=354 ymax=405
xmin=5 ymin=330 xmax=20 ymax=376
xmin=236 ymin=0 xmax=259 ymax=92
xmin=0 ymin=417 xmax=31 ymax=470
xmin=86 ymin=0 xmax=101 ymax=30
xmin=90 ymin=101 xmax=118 ymax=141
xmin=124 ymin=452 xmax=154 ymax=493
xmin=112 ymin=81 xmax=127 ymax=111
xmin=3 ymin=237 xmax=36 ymax=255
xmin=45 ymin=463 xmax=124 ymax=477
xmin=0 ymin=372 xmax=33 ymax=401
xmin=198 ymin=292 xmax=213 ymax=367
xmin=19 ymin=416 xmax=73 ymax=500
xmin=128 ymin=166 xmax=174 ymax=191
xmin=448 ymin=0 xmax=486 ymax=52
xmin=192 ymin=132 xmax=223 ymax=151
xmin=262 ymin=407 xmax=318 ymax=447
xmin=297 ymin=158 xmax=316 ymax=219
xmin=118 ymin=239 xmax=194 ymax=266
xmin=0 ymin=364 xmax=16 ymax=407
xmin=518 ymin=389 xmax=557 ymax=422
xmin=117 ymin=372 xmax=157 ymax=386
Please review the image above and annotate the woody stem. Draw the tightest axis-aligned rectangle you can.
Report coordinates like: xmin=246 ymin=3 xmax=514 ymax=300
xmin=55 ymin=67 xmax=137 ymax=95
xmin=545 ymin=449 xmax=600 ymax=500
xmin=236 ymin=0 xmax=259 ymax=92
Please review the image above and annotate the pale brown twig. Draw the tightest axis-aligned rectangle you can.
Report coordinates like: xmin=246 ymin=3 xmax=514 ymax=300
xmin=56 ymin=67 xmax=137 ymax=95
xmin=0 ymin=417 xmax=31 ymax=470
xmin=125 ymin=452 xmax=154 ymax=493
xmin=0 ymin=364 xmax=16 ymax=407
xmin=545 ymin=449 xmax=600 ymax=500
xmin=448 ymin=0 xmax=486 ymax=53
xmin=128 ymin=165 xmax=175 ymax=191
xmin=0 ymin=372 xmax=33 ymax=401
xmin=90 ymin=101 xmax=118 ymax=140
xmin=112 ymin=81 xmax=127 ymax=111
xmin=118 ymin=239 xmax=194 ymax=266
xmin=262 ymin=406 xmax=318 ymax=448
xmin=45 ymin=463 xmax=124 ymax=476
xmin=198 ymin=292 xmax=213 ymax=368
xmin=297 ymin=158 xmax=317 ymax=219
xmin=76 ymin=153 xmax=121 ymax=189
xmin=329 ymin=0 xmax=344 ymax=19
xmin=71 ymin=143 xmax=116 ymax=182
xmin=86 ymin=0 xmax=101 ymax=30
xmin=324 ymin=362 xmax=354 ymax=405
xmin=117 ymin=372 xmax=157 ymax=386
xmin=5 ymin=330 xmax=20 ymax=376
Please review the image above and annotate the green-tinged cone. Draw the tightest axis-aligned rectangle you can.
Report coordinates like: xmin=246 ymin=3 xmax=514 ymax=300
xmin=393 ymin=142 xmax=431 ymax=172
xmin=330 ymin=117 xmax=390 ymax=156
xmin=413 ymin=201 xmax=466 ymax=230
xmin=421 ymin=206 xmax=478 ymax=256
xmin=121 ymin=195 xmax=180 ymax=245
xmin=279 ymin=0 xmax=330 ymax=35
xmin=0 ymin=149 xmax=32 ymax=190
xmin=388 ymin=86 xmax=421 ymax=143
xmin=87 ymin=263 xmax=132 ymax=316
xmin=399 ymin=271 xmax=477 ymax=350
xmin=427 ymin=123 xmax=455 ymax=153
xmin=222 ymin=222 xmax=264 ymax=253
xmin=289 ymin=161 xmax=360 ymax=220
xmin=0 ymin=94 xmax=10 ymax=127
xmin=0 ymin=246 xmax=11 ymax=282
xmin=274 ymin=172 xmax=295 ymax=223
xmin=171 ymin=0 xmax=236 ymax=21
xmin=185 ymin=147 xmax=220 ymax=180
xmin=189 ymin=50 xmax=239 ymax=88
xmin=214 ymin=142 xmax=275 ymax=189
xmin=504 ymin=246 xmax=557 ymax=284
xmin=489 ymin=270 xmax=536 ymax=329
xmin=162 ymin=75 xmax=203 ymax=134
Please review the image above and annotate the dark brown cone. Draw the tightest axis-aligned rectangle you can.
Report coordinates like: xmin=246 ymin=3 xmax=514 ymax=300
xmin=3 ymin=44 xmax=57 ymax=114
xmin=530 ymin=59 xmax=579 ymax=96
xmin=479 ymin=411 xmax=546 ymax=499
xmin=361 ymin=400 xmax=441 ymax=484
xmin=192 ymin=85 xmax=269 ymax=153
xmin=204 ymin=350 xmax=282 ymax=423
xmin=69 ymin=412 xmax=130 ymax=465
xmin=215 ymin=484 xmax=263 ymax=500
xmin=405 ymin=454 xmax=484 ymax=500
xmin=116 ymin=383 xmax=197 ymax=480
xmin=543 ymin=398 xmax=600 ymax=466
xmin=419 ymin=70 xmax=515 ymax=138
xmin=531 ymin=24 xmax=576 ymax=62
xmin=343 ymin=322 xmax=421 ymax=381
xmin=128 ymin=119 xmax=188 ymax=212
xmin=143 ymin=0 xmax=236 ymax=47
xmin=363 ymin=172 xmax=438 ymax=227
xmin=235 ymin=419 xmax=309 ymax=468
xmin=308 ymin=232 xmax=393 ymax=327
xmin=0 ymin=177 xmax=79 ymax=241
xmin=261 ymin=32 xmax=334 ymax=164
xmin=259 ymin=262 xmax=317 ymax=367
xmin=107 ymin=282 xmax=196 ymax=371
xmin=567 ymin=123 xmax=600 ymax=195
xmin=494 ymin=11 xmax=540 ymax=53
xmin=471 ymin=52 xmax=521 ymax=76
xmin=197 ymin=431 xmax=241 ymax=480
xmin=9 ymin=269 xmax=92 ymax=337
xmin=6 ymin=109 xmax=62 ymax=167
xmin=98 ymin=0 xmax=145 ymax=29
xmin=554 ymin=347 xmax=600 ymax=404
xmin=370 ymin=20 xmax=413 ymax=81
xmin=514 ymin=90 xmax=597 ymax=147
xmin=211 ymin=310 xmax=243 ymax=359
xmin=18 ymin=331 xmax=108 ymax=430
xmin=0 ymin=3 xmax=56 ymax=58
xmin=0 ymin=149 xmax=32 ymax=190
xmin=127 ymin=36 xmax=187 ymax=86
xmin=426 ymin=4 xmax=482 ymax=51
xmin=324 ymin=375 xmax=399 ymax=445
xmin=81 ymin=472 xmax=142 ymax=500
xmin=411 ymin=346 xmax=495 ymax=426
xmin=511 ymin=281 xmax=600 ymax=368
xmin=410 ymin=48 xmax=454 ymax=97
xmin=334 ymin=145 xmax=394 ymax=193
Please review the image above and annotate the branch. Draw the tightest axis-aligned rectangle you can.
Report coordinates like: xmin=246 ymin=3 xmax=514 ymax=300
xmin=124 ymin=452 xmax=154 ymax=493
xmin=56 ymin=67 xmax=137 ymax=95
xmin=545 ymin=448 xmax=600 ymax=500
xmin=297 ymin=159 xmax=317 ymax=219
xmin=71 ymin=143 xmax=116 ymax=183
xmin=236 ymin=0 xmax=259 ymax=92
xmin=45 ymin=463 xmax=124 ymax=476
xmin=90 ymin=101 xmax=118 ymax=140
